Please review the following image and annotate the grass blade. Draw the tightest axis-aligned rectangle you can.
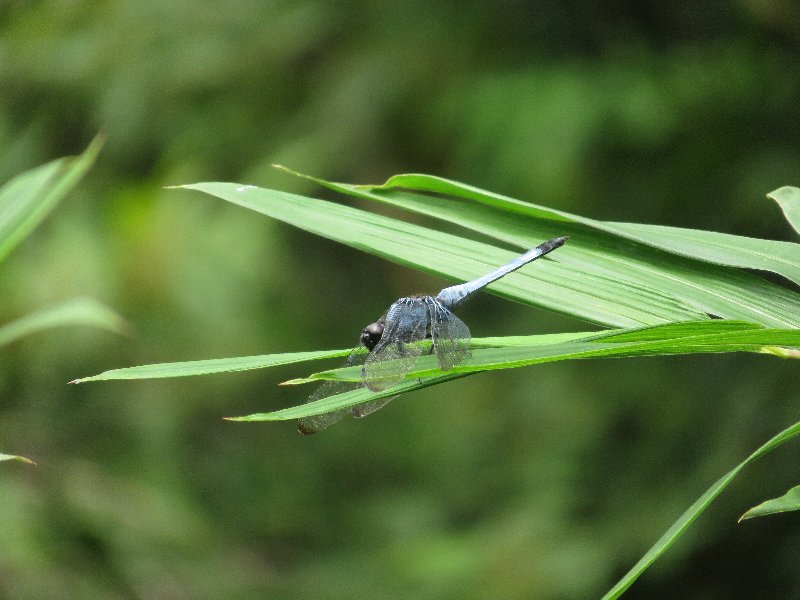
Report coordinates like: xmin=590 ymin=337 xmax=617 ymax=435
xmin=178 ymin=182 xmax=713 ymax=328
xmin=601 ymin=420 xmax=800 ymax=599
xmin=0 ymin=298 xmax=127 ymax=349
xmin=0 ymin=136 xmax=104 ymax=264
xmin=353 ymin=172 xmax=800 ymax=286
xmin=70 ymin=348 xmax=350 ymax=383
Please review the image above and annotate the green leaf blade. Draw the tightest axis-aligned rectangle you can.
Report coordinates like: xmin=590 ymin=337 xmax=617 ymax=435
xmin=0 ymin=453 xmax=36 ymax=465
xmin=358 ymin=172 xmax=800 ymax=286
xmin=601 ymin=420 xmax=800 ymax=600
xmin=69 ymin=348 xmax=349 ymax=383
xmin=179 ymin=182 xmax=716 ymax=328
xmin=739 ymin=484 xmax=800 ymax=521
xmin=768 ymin=186 xmax=800 ymax=235
xmin=0 ymin=298 xmax=127 ymax=349
xmin=274 ymin=171 xmax=800 ymax=327
xmin=0 ymin=136 xmax=103 ymax=264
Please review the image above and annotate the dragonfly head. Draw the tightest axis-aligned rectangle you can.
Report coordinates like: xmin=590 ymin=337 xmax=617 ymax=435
xmin=360 ymin=321 xmax=384 ymax=351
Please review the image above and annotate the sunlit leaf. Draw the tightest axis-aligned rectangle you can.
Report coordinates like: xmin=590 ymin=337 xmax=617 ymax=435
xmin=223 ymin=321 xmax=799 ymax=422
xmin=178 ymin=182 xmax=694 ymax=328
xmin=739 ymin=484 xmax=800 ymax=521
xmin=70 ymin=348 xmax=348 ymax=384
xmin=329 ymin=173 xmax=800 ymax=321
xmin=183 ymin=176 xmax=800 ymax=331
xmin=288 ymin=322 xmax=800 ymax=387
xmin=72 ymin=320 xmax=799 ymax=391
xmin=351 ymin=172 xmax=800 ymax=286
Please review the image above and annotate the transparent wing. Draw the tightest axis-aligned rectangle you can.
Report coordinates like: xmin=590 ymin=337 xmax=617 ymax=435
xmin=297 ymin=345 xmax=369 ymax=435
xmin=362 ymin=297 xmax=430 ymax=392
xmin=428 ymin=299 xmax=471 ymax=370
xmin=351 ymin=394 xmax=400 ymax=419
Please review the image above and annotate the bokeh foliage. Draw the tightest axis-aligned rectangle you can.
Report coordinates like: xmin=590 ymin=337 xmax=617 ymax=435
xmin=1 ymin=2 xmax=798 ymax=599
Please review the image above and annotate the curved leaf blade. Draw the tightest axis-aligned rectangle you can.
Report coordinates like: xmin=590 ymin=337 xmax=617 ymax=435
xmin=178 ymin=182 xmax=711 ymax=328
xmin=0 ymin=136 xmax=103 ymax=264
xmin=0 ymin=453 xmax=35 ymax=465
xmin=270 ymin=170 xmax=800 ymax=328
xmin=768 ymin=186 xmax=800 ymax=236
xmin=601 ymin=420 xmax=800 ymax=599
xmin=0 ymin=298 xmax=127 ymax=349
xmin=358 ymin=172 xmax=800 ymax=286
xmin=739 ymin=484 xmax=800 ymax=521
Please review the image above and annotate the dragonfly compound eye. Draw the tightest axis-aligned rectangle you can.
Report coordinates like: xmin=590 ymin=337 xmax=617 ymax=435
xmin=360 ymin=322 xmax=384 ymax=351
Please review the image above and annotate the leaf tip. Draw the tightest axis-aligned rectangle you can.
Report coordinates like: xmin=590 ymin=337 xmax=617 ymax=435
xmin=760 ymin=346 xmax=800 ymax=359
xmin=0 ymin=454 xmax=36 ymax=465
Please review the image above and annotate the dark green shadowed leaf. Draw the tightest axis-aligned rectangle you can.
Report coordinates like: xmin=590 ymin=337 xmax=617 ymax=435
xmin=602 ymin=420 xmax=800 ymax=600
xmin=739 ymin=484 xmax=800 ymax=521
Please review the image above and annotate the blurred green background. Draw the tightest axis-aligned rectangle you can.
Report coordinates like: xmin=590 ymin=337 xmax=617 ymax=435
xmin=1 ymin=2 xmax=799 ymax=598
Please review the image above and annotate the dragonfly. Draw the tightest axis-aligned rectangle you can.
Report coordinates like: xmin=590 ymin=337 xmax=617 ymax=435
xmin=297 ymin=236 xmax=569 ymax=434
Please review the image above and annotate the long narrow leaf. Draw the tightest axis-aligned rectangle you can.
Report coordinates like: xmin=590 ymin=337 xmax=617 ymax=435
xmin=0 ymin=136 xmax=104 ymax=263
xmin=276 ymin=324 xmax=800 ymax=402
xmin=354 ymin=172 xmax=800 ymax=286
xmin=288 ymin=171 xmax=800 ymax=328
xmin=601 ymin=420 xmax=800 ymax=599
xmin=71 ymin=320 xmax=799 ymax=410
xmin=218 ymin=171 xmax=800 ymax=329
xmin=179 ymin=183 xmax=714 ymax=328
xmin=70 ymin=348 xmax=349 ymax=384
xmin=0 ymin=298 xmax=127 ymax=349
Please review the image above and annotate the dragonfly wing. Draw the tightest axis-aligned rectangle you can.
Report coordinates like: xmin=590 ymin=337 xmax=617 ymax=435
xmin=351 ymin=394 xmax=400 ymax=418
xmin=362 ymin=297 xmax=429 ymax=392
xmin=297 ymin=345 xmax=369 ymax=435
xmin=429 ymin=300 xmax=471 ymax=370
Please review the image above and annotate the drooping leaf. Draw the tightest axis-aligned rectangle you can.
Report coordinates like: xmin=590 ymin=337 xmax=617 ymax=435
xmin=0 ymin=136 xmax=104 ymax=264
xmin=0 ymin=298 xmax=127 ymax=349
